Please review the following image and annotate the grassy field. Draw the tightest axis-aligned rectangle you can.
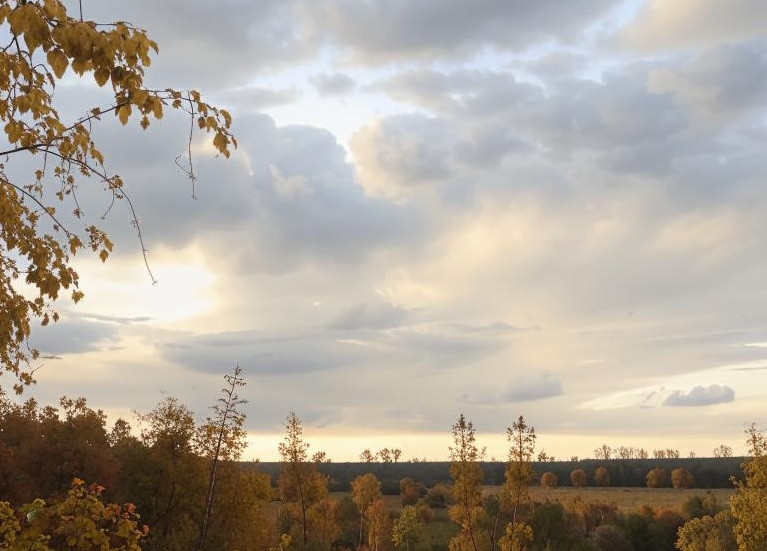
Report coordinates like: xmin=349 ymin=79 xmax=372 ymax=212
xmin=368 ymin=486 xmax=735 ymax=514
xmin=515 ymin=486 xmax=734 ymax=513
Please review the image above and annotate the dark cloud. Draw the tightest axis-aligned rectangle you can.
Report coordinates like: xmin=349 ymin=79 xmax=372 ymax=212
xmin=377 ymin=66 xmax=697 ymax=177
xmin=503 ymin=371 xmax=564 ymax=402
xmin=648 ymin=42 xmax=767 ymax=116
xmin=381 ymin=69 xmax=539 ymax=117
xmin=84 ymin=0 xmax=310 ymax=89
xmin=329 ymin=303 xmax=408 ymax=330
xmin=30 ymin=319 xmax=120 ymax=356
xmin=663 ymin=385 xmax=735 ymax=407
xmin=52 ymin=104 xmax=423 ymax=272
xmin=157 ymin=330 xmax=366 ymax=375
xmin=240 ymin=118 xmax=425 ymax=271
xmin=521 ymin=70 xmax=689 ymax=159
xmin=300 ymin=0 xmax=615 ymax=63
xmin=310 ymin=72 xmax=356 ymax=95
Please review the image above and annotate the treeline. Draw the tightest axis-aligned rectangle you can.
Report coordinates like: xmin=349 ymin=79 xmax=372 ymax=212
xmin=1 ymin=380 xmax=766 ymax=550
xmin=0 ymin=374 xmax=277 ymax=551
xmin=253 ymin=456 xmax=744 ymax=493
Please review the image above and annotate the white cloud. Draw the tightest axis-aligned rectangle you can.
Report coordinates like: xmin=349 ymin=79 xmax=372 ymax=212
xmin=9 ymin=0 xmax=767 ymax=459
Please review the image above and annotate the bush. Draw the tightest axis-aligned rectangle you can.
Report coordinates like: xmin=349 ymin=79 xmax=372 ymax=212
xmin=424 ymin=482 xmax=451 ymax=508
xmin=570 ymin=468 xmax=587 ymax=488
xmin=593 ymin=466 xmax=610 ymax=487
xmin=540 ymin=471 xmax=558 ymax=488
xmin=0 ymin=479 xmax=146 ymax=550
xmin=671 ymin=468 xmax=694 ymax=489
xmin=646 ymin=467 xmax=668 ymax=488
xmin=682 ymin=491 xmax=719 ymax=519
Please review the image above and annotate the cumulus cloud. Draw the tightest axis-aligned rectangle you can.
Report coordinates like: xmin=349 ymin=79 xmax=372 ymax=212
xmin=381 ymin=69 xmax=539 ymax=117
xmin=504 ymin=372 xmax=564 ymax=402
xmin=619 ymin=0 xmax=767 ymax=51
xmin=647 ymin=42 xmax=767 ymax=117
xmin=350 ymin=114 xmax=455 ymax=200
xmin=662 ymin=385 xmax=735 ymax=407
xmin=84 ymin=0 xmax=311 ymax=89
xmin=300 ymin=0 xmax=615 ymax=63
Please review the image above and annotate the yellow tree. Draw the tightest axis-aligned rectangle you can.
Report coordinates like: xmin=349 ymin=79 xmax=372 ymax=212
xmin=646 ymin=467 xmax=668 ymax=488
xmin=448 ymin=413 xmax=490 ymax=551
xmin=366 ymin=498 xmax=392 ymax=551
xmin=539 ymin=472 xmax=557 ymax=488
xmin=504 ymin=416 xmax=535 ymax=528
xmin=671 ymin=468 xmax=694 ymax=489
xmin=676 ymin=511 xmax=736 ymax=551
xmin=0 ymin=0 xmax=234 ymax=393
xmin=197 ymin=365 xmax=247 ymax=551
xmin=593 ymin=466 xmax=610 ymax=487
xmin=392 ymin=505 xmax=424 ymax=551
xmin=570 ymin=469 xmax=587 ymax=488
xmin=730 ymin=423 xmax=767 ymax=550
xmin=278 ymin=412 xmax=328 ymax=551
xmin=351 ymin=472 xmax=381 ymax=550
xmin=307 ymin=497 xmax=340 ymax=551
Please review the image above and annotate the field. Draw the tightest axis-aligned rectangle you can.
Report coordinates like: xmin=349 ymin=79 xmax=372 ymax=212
xmin=336 ymin=486 xmax=736 ymax=548
xmin=368 ymin=486 xmax=735 ymax=514
xmin=514 ymin=486 xmax=734 ymax=513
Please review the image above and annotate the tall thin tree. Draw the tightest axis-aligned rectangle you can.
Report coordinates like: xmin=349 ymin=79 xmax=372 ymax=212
xmin=198 ymin=365 xmax=247 ymax=551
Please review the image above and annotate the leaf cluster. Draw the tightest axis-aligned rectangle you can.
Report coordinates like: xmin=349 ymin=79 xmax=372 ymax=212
xmin=0 ymin=0 xmax=235 ymax=392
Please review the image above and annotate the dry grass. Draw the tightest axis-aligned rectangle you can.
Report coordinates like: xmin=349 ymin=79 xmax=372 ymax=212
xmin=339 ymin=486 xmax=735 ymax=514
xmin=488 ymin=485 xmax=736 ymax=513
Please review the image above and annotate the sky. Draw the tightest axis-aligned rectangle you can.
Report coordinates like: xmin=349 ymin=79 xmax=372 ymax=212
xmin=9 ymin=0 xmax=767 ymax=461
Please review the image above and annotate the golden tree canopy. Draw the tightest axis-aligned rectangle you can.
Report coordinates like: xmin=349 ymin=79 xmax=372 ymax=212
xmin=0 ymin=0 xmax=235 ymax=392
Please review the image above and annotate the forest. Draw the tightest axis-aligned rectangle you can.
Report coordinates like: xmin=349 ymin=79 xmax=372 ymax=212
xmin=0 ymin=1 xmax=766 ymax=549
xmin=0 ymin=378 xmax=765 ymax=551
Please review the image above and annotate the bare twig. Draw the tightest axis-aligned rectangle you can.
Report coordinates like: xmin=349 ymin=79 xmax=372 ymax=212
xmin=0 ymin=176 xmax=73 ymax=238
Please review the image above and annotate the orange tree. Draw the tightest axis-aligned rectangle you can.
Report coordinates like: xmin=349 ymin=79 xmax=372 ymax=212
xmin=0 ymin=0 xmax=234 ymax=393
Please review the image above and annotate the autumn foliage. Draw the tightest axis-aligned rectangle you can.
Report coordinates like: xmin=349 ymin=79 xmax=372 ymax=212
xmin=0 ymin=479 xmax=146 ymax=550
xmin=0 ymin=0 xmax=235 ymax=392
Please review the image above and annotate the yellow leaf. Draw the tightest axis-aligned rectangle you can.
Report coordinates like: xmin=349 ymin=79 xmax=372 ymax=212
xmin=47 ymin=49 xmax=68 ymax=78
xmin=152 ymin=98 xmax=163 ymax=119
xmin=117 ymin=104 xmax=130 ymax=125
xmin=93 ymin=67 xmax=110 ymax=87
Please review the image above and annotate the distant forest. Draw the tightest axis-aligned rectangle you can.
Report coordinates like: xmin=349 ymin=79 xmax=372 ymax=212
xmin=253 ymin=457 xmax=746 ymax=493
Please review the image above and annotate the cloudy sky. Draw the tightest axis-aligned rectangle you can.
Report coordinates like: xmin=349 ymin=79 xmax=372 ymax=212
xmin=13 ymin=0 xmax=767 ymax=460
